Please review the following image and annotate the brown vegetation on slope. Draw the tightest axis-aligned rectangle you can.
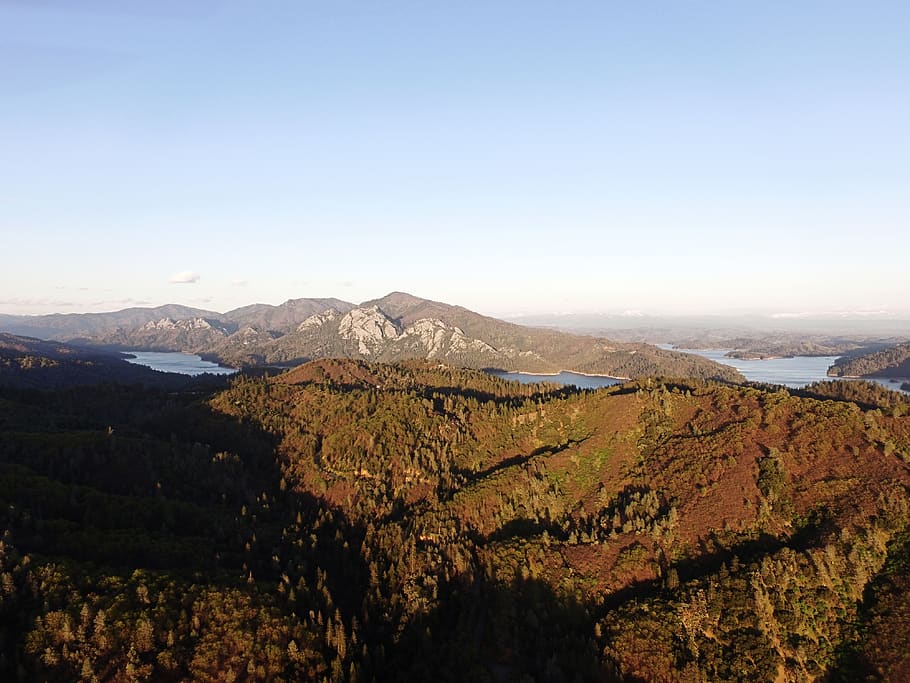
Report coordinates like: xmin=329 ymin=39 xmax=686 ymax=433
xmin=3 ymin=356 xmax=910 ymax=680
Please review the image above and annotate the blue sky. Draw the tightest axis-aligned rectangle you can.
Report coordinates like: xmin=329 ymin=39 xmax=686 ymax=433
xmin=2 ymin=1 xmax=908 ymax=317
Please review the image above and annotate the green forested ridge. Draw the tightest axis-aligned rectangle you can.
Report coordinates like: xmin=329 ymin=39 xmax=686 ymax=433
xmin=1 ymin=356 xmax=910 ymax=681
xmin=0 ymin=333 xmax=229 ymax=391
xmin=828 ymin=341 xmax=910 ymax=378
xmin=671 ymin=334 xmax=877 ymax=360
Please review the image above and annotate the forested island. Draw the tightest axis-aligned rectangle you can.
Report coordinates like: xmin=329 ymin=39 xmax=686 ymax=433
xmin=678 ymin=336 xmax=874 ymax=360
xmin=2 ymin=341 xmax=910 ymax=680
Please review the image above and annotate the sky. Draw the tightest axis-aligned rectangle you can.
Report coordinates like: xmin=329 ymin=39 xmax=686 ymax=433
xmin=2 ymin=1 xmax=909 ymax=318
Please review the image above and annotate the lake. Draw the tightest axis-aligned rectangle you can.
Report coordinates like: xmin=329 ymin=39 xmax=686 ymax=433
xmin=487 ymin=370 xmax=622 ymax=389
xmin=122 ymin=349 xmax=908 ymax=392
xmin=123 ymin=351 xmax=237 ymax=376
xmin=661 ymin=345 xmax=910 ymax=393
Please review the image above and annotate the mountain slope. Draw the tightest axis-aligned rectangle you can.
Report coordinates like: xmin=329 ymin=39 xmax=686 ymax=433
xmin=0 ymin=304 xmax=221 ymax=340
xmin=224 ymin=297 xmax=355 ymax=332
xmin=95 ymin=317 xmax=234 ymax=352
xmin=214 ymin=362 xmax=910 ymax=680
xmin=255 ymin=292 xmax=745 ymax=381
xmin=0 ymin=332 xmax=217 ymax=389
xmin=828 ymin=341 xmax=910 ymax=377
xmin=2 ymin=358 xmax=910 ymax=679
xmin=0 ymin=298 xmax=356 ymax=342
xmin=1 ymin=293 xmax=745 ymax=381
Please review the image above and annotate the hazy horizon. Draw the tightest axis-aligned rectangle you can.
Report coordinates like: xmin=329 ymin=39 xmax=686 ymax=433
xmin=4 ymin=289 xmax=910 ymax=326
xmin=3 ymin=2 xmax=908 ymax=318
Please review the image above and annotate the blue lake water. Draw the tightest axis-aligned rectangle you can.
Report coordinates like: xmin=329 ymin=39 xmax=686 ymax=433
xmin=491 ymin=351 xmax=910 ymax=393
xmin=487 ymin=370 xmax=622 ymax=389
xmin=661 ymin=345 xmax=910 ymax=393
xmin=121 ymin=349 xmax=908 ymax=392
xmin=123 ymin=351 xmax=237 ymax=376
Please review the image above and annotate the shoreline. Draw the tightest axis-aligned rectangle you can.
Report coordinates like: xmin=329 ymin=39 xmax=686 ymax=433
xmin=492 ymin=369 xmax=631 ymax=381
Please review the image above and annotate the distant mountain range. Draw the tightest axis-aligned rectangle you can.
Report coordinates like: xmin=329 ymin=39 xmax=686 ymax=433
xmin=0 ymin=292 xmax=744 ymax=382
xmin=508 ymin=312 xmax=910 ymax=337
xmin=0 ymin=304 xmax=218 ymax=340
xmin=0 ymin=298 xmax=356 ymax=340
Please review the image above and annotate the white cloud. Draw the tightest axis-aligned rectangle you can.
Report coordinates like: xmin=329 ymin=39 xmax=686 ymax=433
xmin=230 ymin=279 xmax=248 ymax=287
xmin=169 ymin=271 xmax=200 ymax=284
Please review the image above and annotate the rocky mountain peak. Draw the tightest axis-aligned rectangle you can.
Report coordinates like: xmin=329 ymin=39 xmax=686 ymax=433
xmin=399 ymin=318 xmax=495 ymax=358
xmin=338 ymin=307 xmax=399 ymax=355
xmin=298 ymin=309 xmax=340 ymax=331
xmin=142 ymin=317 xmax=219 ymax=332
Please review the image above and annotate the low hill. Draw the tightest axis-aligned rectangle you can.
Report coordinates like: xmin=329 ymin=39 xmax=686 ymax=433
xmin=675 ymin=335 xmax=877 ymax=360
xmin=828 ymin=341 xmax=910 ymax=377
xmin=0 ymin=332 xmax=224 ymax=390
xmin=2 ymin=358 xmax=909 ymax=679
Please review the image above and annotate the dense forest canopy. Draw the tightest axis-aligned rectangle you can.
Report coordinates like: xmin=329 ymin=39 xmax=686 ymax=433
xmin=828 ymin=341 xmax=910 ymax=378
xmin=1 ymin=350 xmax=910 ymax=680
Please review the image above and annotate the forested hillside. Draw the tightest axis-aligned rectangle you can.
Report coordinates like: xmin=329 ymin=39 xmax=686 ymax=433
xmin=669 ymin=334 xmax=877 ymax=360
xmin=0 ymin=333 xmax=222 ymax=390
xmin=828 ymin=341 xmax=910 ymax=378
xmin=2 ymin=354 xmax=910 ymax=680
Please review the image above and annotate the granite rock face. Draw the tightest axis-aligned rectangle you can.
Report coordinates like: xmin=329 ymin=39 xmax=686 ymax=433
xmin=298 ymin=309 xmax=340 ymax=331
xmin=141 ymin=317 xmax=219 ymax=332
xmin=398 ymin=318 xmax=497 ymax=359
xmin=338 ymin=306 xmax=400 ymax=355
xmin=102 ymin=317 xmax=231 ymax=351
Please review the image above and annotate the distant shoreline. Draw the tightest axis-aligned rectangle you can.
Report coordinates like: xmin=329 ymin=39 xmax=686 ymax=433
xmin=494 ymin=369 xmax=631 ymax=381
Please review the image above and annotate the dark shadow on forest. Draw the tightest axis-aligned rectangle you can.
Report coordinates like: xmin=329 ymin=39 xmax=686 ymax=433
xmin=453 ymin=437 xmax=588 ymax=491
xmin=0 ymin=379 xmax=370 ymax=601
xmin=386 ymin=575 xmax=616 ymax=682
